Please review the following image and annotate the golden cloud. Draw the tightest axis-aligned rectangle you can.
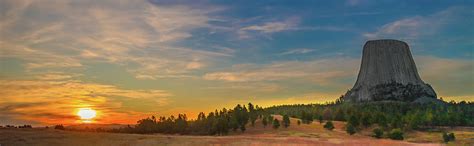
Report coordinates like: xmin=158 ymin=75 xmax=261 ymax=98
xmin=0 ymin=79 xmax=171 ymax=125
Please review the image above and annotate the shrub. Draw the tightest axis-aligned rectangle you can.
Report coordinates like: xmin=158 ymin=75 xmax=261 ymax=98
xmin=324 ymin=121 xmax=334 ymax=130
xmin=389 ymin=128 xmax=404 ymax=140
xmin=448 ymin=133 xmax=455 ymax=141
xmin=18 ymin=125 xmax=32 ymax=128
xmin=442 ymin=132 xmax=450 ymax=143
xmin=346 ymin=123 xmax=356 ymax=135
xmin=54 ymin=124 xmax=65 ymax=130
xmin=373 ymin=128 xmax=383 ymax=138
xmin=272 ymin=119 xmax=280 ymax=129
xmin=443 ymin=132 xmax=456 ymax=143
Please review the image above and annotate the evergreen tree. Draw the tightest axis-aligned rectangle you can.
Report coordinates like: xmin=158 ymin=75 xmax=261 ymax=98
xmin=390 ymin=115 xmax=403 ymax=129
xmin=273 ymin=119 xmax=280 ymax=129
xmin=248 ymin=103 xmax=258 ymax=127
xmin=373 ymin=128 xmax=383 ymax=138
xmin=283 ymin=115 xmax=290 ymax=128
xmin=348 ymin=115 xmax=360 ymax=127
xmin=301 ymin=111 xmax=313 ymax=124
xmin=442 ymin=132 xmax=450 ymax=143
xmin=375 ymin=113 xmax=388 ymax=128
xmin=361 ymin=113 xmax=371 ymax=127
xmin=389 ymin=128 xmax=404 ymax=140
xmin=241 ymin=106 xmax=249 ymax=132
xmin=262 ymin=116 xmax=268 ymax=128
xmin=324 ymin=121 xmax=334 ymax=130
xmin=448 ymin=133 xmax=455 ymax=141
xmin=346 ymin=123 xmax=356 ymax=135
xmin=229 ymin=116 xmax=239 ymax=132
xmin=267 ymin=115 xmax=274 ymax=124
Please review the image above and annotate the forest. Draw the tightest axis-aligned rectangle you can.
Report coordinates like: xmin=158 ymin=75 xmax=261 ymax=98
xmin=103 ymin=98 xmax=473 ymax=140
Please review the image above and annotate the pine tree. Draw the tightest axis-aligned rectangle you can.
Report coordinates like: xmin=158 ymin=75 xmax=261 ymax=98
xmin=318 ymin=115 xmax=323 ymax=124
xmin=373 ymin=128 xmax=383 ymax=138
xmin=346 ymin=123 xmax=356 ymax=135
xmin=389 ymin=128 xmax=404 ymax=140
xmin=348 ymin=115 xmax=360 ymax=127
xmin=248 ymin=103 xmax=258 ymax=127
xmin=361 ymin=113 xmax=371 ymax=127
xmin=283 ymin=115 xmax=290 ymax=128
xmin=262 ymin=116 xmax=268 ymax=128
xmin=273 ymin=119 xmax=280 ymax=129
xmin=324 ymin=121 xmax=334 ymax=130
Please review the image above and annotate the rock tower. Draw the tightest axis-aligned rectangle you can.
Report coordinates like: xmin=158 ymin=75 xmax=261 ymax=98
xmin=343 ymin=39 xmax=437 ymax=102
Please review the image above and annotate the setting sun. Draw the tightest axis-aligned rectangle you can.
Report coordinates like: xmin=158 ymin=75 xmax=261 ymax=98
xmin=77 ymin=108 xmax=97 ymax=122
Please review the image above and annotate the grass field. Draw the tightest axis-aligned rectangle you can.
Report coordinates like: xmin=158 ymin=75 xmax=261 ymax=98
xmin=1 ymin=116 xmax=472 ymax=146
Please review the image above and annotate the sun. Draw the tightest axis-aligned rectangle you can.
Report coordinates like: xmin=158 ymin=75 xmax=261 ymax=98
xmin=77 ymin=108 xmax=97 ymax=122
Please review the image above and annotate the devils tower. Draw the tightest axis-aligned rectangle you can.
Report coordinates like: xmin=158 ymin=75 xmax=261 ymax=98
xmin=343 ymin=39 xmax=437 ymax=102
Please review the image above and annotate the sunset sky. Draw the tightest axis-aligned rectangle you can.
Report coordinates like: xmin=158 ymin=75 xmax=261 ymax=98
xmin=1 ymin=0 xmax=473 ymax=126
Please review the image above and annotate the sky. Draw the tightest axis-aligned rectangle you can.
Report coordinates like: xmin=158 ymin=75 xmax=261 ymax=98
xmin=0 ymin=0 xmax=473 ymax=126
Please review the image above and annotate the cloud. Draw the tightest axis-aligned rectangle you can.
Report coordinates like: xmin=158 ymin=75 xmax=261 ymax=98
xmin=345 ymin=0 xmax=369 ymax=6
xmin=204 ymin=82 xmax=283 ymax=93
xmin=35 ymin=72 xmax=79 ymax=80
xmin=237 ymin=17 xmax=349 ymax=39
xmin=363 ymin=6 xmax=470 ymax=40
xmin=0 ymin=0 xmax=229 ymax=79
xmin=238 ymin=17 xmax=300 ymax=38
xmin=278 ymin=48 xmax=315 ymax=56
xmin=241 ymin=21 xmax=297 ymax=33
xmin=0 ymin=78 xmax=171 ymax=125
xmin=204 ymin=57 xmax=359 ymax=85
xmin=415 ymin=56 xmax=474 ymax=98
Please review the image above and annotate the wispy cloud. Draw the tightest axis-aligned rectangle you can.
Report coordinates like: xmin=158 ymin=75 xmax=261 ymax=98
xmin=204 ymin=58 xmax=359 ymax=86
xmin=238 ymin=17 xmax=300 ymax=39
xmin=35 ymin=72 xmax=80 ymax=80
xmin=241 ymin=21 xmax=297 ymax=33
xmin=415 ymin=56 xmax=474 ymax=99
xmin=0 ymin=0 xmax=229 ymax=79
xmin=278 ymin=48 xmax=315 ymax=56
xmin=363 ymin=6 xmax=469 ymax=40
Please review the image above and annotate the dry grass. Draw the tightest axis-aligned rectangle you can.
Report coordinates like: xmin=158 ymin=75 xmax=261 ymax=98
xmin=1 ymin=116 xmax=471 ymax=146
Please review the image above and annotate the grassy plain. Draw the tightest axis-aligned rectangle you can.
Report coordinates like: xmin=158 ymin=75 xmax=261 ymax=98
xmin=1 ymin=116 xmax=472 ymax=146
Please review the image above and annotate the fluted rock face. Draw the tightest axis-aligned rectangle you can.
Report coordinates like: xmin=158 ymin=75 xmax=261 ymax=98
xmin=344 ymin=39 xmax=437 ymax=102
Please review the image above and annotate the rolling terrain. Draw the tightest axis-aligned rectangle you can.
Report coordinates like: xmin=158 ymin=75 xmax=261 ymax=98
xmin=1 ymin=116 xmax=472 ymax=146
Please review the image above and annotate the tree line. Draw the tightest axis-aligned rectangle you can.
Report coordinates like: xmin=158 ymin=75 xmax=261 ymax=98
xmin=265 ymin=99 xmax=473 ymax=140
xmin=70 ymin=98 xmax=472 ymax=141
xmin=109 ymin=103 xmax=284 ymax=135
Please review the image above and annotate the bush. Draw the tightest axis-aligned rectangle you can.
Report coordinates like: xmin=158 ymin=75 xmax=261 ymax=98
xmin=448 ymin=133 xmax=455 ymax=141
xmin=346 ymin=123 xmax=356 ymax=135
xmin=18 ymin=125 xmax=32 ymax=128
xmin=324 ymin=121 xmax=334 ymax=130
xmin=272 ymin=119 xmax=280 ymax=129
xmin=54 ymin=124 xmax=65 ymax=130
xmin=373 ymin=128 xmax=383 ymax=138
xmin=443 ymin=132 xmax=456 ymax=143
xmin=442 ymin=132 xmax=450 ymax=143
xmin=389 ymin=128 xmax=404 ymax=140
